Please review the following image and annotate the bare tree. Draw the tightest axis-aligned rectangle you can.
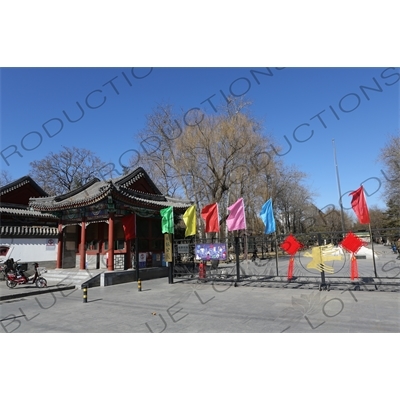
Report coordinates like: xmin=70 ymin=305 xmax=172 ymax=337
xmin=378 ymin=132 xmax=400 ymax=202
xmin=29 ymin=146 xmax=108 ymax=196
xmin=0 ymin=170 xmax=13 ymax=187
xmin=135 ymin=104 xmax=185 ymax=197
xmin=133 ymin=100 xmax=315 ymax=237
xmin=271 ymin=166 xmax=315 ymax=234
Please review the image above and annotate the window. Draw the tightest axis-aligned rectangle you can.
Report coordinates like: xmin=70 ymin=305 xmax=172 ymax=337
xmin=103 ymin=240 xmax=125 ymax=251
xmin=114 ymin=239 xmax=125 ymax=250
xmin=86 ymin=240 xmax=99 ymax=250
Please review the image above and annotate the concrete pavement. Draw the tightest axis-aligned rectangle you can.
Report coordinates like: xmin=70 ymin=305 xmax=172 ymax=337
xmin=1 ymin=277 xmax=399 ymax=333
xmin=2 ymin=243 xmax=399 ymax=333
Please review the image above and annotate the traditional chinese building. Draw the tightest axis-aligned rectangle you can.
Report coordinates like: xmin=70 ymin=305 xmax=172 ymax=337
xmin=28 ymin=168 xmax=192 ymax=271
xmin=0 ymin=176 xmax=59 ymax=267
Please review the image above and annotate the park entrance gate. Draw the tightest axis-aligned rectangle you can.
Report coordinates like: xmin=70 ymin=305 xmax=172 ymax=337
xmin=172 ymin=228 xmax=400 ymax=291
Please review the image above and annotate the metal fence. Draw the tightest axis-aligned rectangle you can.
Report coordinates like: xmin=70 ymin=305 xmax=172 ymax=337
xmin=172 ymin=228 xmax=400 ymax=291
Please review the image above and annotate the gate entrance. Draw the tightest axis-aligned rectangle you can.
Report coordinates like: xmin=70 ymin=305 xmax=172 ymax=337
xmin=172 ymin=229 xmax=400 ymax=291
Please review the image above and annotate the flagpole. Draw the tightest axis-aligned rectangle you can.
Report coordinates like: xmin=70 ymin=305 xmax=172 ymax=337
xmin=274 ymin=232 xmax=279 ymax=277
xmin=225 ymin=188 xmax=229 ymax=261
xmin=368 ymin=223 xmax=378 ymax=278
xmin=235 ymin=232 xmax=240 ymax=285
xmin=135 ymin=236 xmax=139 ymax=282
xmin=332 ymin=139 xmax=346 ymax=233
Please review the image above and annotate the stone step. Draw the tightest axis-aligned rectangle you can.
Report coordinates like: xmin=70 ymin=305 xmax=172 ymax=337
xmin=42 ymin=269 xmax=104 ymax=286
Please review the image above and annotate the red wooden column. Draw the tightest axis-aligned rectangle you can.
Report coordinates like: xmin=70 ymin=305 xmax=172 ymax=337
xmin=56 ymin=221 xmax=63 ymax=269
xmin=108 ymin=213 xmax=115 ymax=271
xmin=79 ymin=217 xmax=87 ymax=270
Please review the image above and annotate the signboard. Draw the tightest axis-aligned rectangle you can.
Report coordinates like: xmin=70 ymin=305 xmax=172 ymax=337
xmin=139 ymin=252 xmax=147 ymax=268
xmin=46 ymin=239 xmax=56 ymax=250
xmin=164 ymin=234 xmax=173 ymax=262
xmin=195 ymin=243 xmax=227 ymax=261
xmin=177 ymin=244 xmax=189 ymax=254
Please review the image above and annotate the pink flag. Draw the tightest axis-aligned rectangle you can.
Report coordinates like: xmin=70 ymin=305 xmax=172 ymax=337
xmin=226 ymin=198 xmax=247 ymax=231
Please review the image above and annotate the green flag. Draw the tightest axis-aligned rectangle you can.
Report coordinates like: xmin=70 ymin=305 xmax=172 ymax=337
xmin=160 ymin=206 xmax=174 ymax=234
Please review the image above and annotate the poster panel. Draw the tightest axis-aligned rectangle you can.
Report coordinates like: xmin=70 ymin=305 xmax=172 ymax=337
xmin=195 ymin=243 xmax=226 ymax=261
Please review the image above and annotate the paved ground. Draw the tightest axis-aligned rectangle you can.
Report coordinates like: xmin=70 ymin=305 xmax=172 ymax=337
xmin=1 ymin=276 xmax=399 ymax=333
xmin=1 ymin=243 xmax=399 ymax=333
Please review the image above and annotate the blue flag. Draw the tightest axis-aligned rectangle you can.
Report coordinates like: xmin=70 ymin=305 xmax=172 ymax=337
xmin=260 ymin=199 xmax=276 ymax=234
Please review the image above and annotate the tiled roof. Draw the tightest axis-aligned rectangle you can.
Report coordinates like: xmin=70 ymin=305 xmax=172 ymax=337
xmin=0 ymin=176 xmax=48 ymax=197
xmin=114 ymin=169 xmax=162 ymax=194
xmin=116 ymin=187 xmax=192 ymax=208
xmin=0 ymin=225 xmax=58 ymax=237
xmin=29 ymin=167 xmax=193 ymax=212
xmin=30 ymin=180 xmax=112 ymax=211
xmin=0 ymin=206 xmax=57 ymax=219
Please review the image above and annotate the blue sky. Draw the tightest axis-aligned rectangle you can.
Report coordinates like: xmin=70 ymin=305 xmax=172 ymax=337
xmin=1 ymin=67 xmax=398 ymax=211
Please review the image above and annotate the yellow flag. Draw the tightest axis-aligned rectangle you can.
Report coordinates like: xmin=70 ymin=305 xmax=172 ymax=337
xmin=183 ymin=205 xmax=196 ymax=237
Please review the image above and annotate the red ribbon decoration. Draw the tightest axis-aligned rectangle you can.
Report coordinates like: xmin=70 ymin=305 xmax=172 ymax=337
xmin=339 ymin=232 xmax=365 ymax=281
xmin=288 ymin=257 xmax=295 ymax=280
xmin=350 ymin=254 xmax=358 ymax=280
xmin=280 ymin=234 xmax=303 ymax=280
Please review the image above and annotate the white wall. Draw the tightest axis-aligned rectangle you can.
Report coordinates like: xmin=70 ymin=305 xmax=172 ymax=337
xmin=0 ymin=238 xmax=58 ymax=264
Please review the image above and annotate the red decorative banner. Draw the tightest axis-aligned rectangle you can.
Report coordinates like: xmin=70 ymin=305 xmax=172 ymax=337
xmin=121 ymin=214 xmax=136 ymax=240
xmin=280 ymin=234 xmax=303 ymax=280
xmin=339 ymin=232 xmax=366 ymax=280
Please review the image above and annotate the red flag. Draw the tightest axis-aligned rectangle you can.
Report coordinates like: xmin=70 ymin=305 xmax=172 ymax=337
xmin=122 ymin=214 xmax=136 ymax=240
xmin=201 ymin=203 xmax=219 ymax=233
xmin=349 ymin=186 xmax=370 ymax=224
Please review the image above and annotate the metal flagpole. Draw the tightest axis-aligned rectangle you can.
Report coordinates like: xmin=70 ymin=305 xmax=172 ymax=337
xmin=274 ymin=232 xmax=279 ymax=277
xmin=332 ymin=139 xmax=346 ymax=233
xmin=235 ymin=233 xmax=240 ymax=285
xmin=368 ymin=223 xmax=378 ymax=278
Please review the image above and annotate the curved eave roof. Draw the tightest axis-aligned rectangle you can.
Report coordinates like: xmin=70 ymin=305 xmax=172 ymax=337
xmin=0 ymin=176 xmax=48 ymax=197
xmin=116 ymin=188 xmax=192 ymax=209
xmin=30 ymin=184 xmax=192 ymax=212
xmin=0 ymin=206 xmax=58 ymax=219
xmin=114 ymin=168 xmax=162 ymax=194
xmin=29 ymin=181 xmax=113 ymax=211
xmin=28 ymin=168 xmax=193 ymax=212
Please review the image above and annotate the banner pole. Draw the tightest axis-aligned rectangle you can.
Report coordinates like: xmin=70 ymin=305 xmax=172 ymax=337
xmin=368 ymin=223 xmax=378 ymax=278
xmin=332 ymin=139 xmax=346 ymax=232
xmin=135 ymin=236 xmax=139 ymax=282
xmin=235 ymin=235 xmax=240 ymax=284
xmin=274 ymin=232 xmax=279 ymax=276
xmin=166 ymin=233 xmax=174 ymax=284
